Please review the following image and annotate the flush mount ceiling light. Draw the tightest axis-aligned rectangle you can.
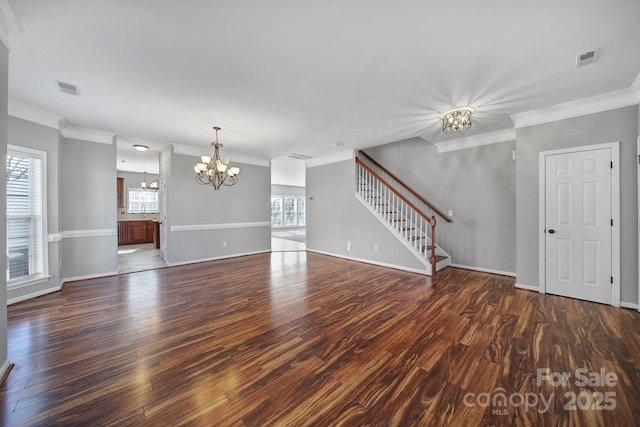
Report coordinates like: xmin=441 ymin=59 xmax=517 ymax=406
xmin=134 ymin=144 xmax=149 ymax=152
xmin=193 ymin=126 xmax=241 ymax=190
xmin=440 ymin=107 xmax=474 ymax=133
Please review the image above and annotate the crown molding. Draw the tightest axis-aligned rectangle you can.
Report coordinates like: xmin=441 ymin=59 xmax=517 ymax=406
xmin=171 ymin=143 xmax=270 ymax=167
xmin=8 ymin=98 xmax=64 ymax=129
xmin=632 ymin=72 xmax=640 ymax=97
xmin=306 ymin=149 xmax=354 ymax=168
xmin=61 ymin=126 xmax=116 ymax=145
xmin=0 ymin=0 xmax=21 ymax=52
xmin=435 ymin=128 xmax=516 ymax=154
xmin=511 ymin=87 xmax=640 ymax=129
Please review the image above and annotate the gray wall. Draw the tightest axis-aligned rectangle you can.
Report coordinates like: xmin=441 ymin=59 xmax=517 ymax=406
xmin=367 ymin=137 xmax=517 ymax=273
xmin=7 ymin=117 xmax=63 ymax=301
xmin=165 ymin=151 xmax=270 ymax=264
xmin=0 ymin=44 xmax=8 ymax=372
xmin=307 ymin=159 xmax=427 ymax=271
xmin=61 ymin=137 xmax=117 ymax=279
xmin=516 ymin=105 xmax=639 ymax=305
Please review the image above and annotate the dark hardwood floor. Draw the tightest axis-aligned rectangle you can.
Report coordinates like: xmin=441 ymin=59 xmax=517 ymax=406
xmin=1 ymin=252 xmax=639 ymax=426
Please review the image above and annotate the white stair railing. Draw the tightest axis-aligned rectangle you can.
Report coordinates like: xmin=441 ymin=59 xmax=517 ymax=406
xmin=356 ymin=157 xmax=438 ymax=273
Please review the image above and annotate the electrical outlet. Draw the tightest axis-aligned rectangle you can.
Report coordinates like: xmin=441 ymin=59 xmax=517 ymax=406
xmin=346 ymin=241 xmax=351 ymax=251
xmin=448 ymin=210 xmax=453 ymax=217
xmin=373 ymin=243 xmax=378 ymax=251
xmin=223 ymin=241 xmax=227 ymax=247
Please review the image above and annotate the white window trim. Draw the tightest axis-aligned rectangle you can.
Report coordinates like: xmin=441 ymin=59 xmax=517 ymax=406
xmin=7 ymin=144 xmax=50 ymax=290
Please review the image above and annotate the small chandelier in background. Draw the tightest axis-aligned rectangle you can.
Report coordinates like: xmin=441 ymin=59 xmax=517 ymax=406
xmin=441 ymin=107 xmax=474 ymax=132
xmin=193 ymin=126 xmax=241 ymax=190
xmin=140 ymin=172 xmax=158 ymax=191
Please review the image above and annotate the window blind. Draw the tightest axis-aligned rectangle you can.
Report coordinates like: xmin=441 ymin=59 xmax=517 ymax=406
xmin=7 ymin=149 xmax=44 ymax=281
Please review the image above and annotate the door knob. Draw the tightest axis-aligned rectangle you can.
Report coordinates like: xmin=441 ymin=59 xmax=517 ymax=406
xmin=548 ymin=229 xmax=555 ymax=234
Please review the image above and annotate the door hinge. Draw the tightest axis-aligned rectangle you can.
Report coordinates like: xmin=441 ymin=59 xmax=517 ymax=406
xmin=637 ymin=155 xmax=640 ymax=165
xmin=611 ymin=161 xmax=613 ymax=169
xmin=611 ymin=218 xmax=613 ymax=227
xmin=611 ymin=276 xmax=613 ymax=284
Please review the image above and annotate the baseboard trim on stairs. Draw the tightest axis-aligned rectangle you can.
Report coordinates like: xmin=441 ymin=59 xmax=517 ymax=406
xmin=306 ymin=248 xmax=429 ymax=276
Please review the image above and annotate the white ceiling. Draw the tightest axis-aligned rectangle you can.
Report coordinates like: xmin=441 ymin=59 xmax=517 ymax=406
xmin=6 ymin=1 xmax=640 ymax=179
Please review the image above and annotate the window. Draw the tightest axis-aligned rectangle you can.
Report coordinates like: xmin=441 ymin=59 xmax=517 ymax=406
xmin=128 ymin=188 xmax=159 ymax=213
xmin=271 ymin=196 xmax=283 ymax=226
xmin=297 ymin=196 xmax=305 ymax=226
xmin=271 ymin=194 xmax=305 ymax=227
xmin=6 ymin=146 xmax=48 ymax=284
xmin=283 ymin=196 xmax=297 ymax=226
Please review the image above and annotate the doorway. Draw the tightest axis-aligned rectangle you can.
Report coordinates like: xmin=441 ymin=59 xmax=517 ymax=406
xmin=270 ymin=157 xmax=307 ymax=252
xmin=539 ymin=142 xmax=620 ymax=306
xmin=116 ymin=170 xmax=167 ymax=274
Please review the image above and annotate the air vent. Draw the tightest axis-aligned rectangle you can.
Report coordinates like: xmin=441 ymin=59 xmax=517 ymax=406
xmin=56 ymin=81 xmax=81 ymax=96
xmin=284 ymin=153 xmax=313 ymax=160
xmin=576 ymin=49 xmax=599 ymax=68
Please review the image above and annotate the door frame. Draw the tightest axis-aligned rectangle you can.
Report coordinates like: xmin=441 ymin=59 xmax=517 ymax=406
xmin=538 ymin=141 xmax=620 ymax=306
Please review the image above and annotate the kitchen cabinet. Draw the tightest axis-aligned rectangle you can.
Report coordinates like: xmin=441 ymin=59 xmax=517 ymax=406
xmin=117 ymin=222 xmax=123 ymax=245
xmin=117 ymin=177 xmax=124 ymax=208
xmin=118 ymin=220 xmax=155 ymax=245
xmin=153 ymin=221 xmax=160 ymax=249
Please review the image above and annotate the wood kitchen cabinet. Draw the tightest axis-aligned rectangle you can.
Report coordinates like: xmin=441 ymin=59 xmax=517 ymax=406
xmin=116 ymin=177 xmax=124 ymax=208
xmin=118 ymin=220 xmax=155 ymax=245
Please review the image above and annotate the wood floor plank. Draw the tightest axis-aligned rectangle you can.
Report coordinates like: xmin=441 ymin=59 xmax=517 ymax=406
xmin=1 ymin=251 xmax=639 ymax=426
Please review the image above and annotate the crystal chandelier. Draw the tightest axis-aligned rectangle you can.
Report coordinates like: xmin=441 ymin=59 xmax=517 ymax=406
xmin=441 ymin=107 xmax=473 ymax=132
xmin=193 ymin=126 xmax=240 ymax=189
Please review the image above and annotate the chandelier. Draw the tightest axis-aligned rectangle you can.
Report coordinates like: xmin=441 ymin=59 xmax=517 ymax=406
xmin=140 ymin=172 xmax=158 ymax=191
xmin=441 ymin=107 xmax=473 ymax=132
xmin=193 ymin=126 xmax=240 ymax=189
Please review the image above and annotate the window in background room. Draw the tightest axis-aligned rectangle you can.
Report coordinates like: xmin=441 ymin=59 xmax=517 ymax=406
xmin=6 ymin=146 xmax=48 ymax=284
xmin=128 ymin=188 xmax=159 ymax=213
xmin=271 ymin=194 xmax=305 ymax=228
xmin=283 ymin=196 xmax=297 ymax=226
xmin=271 ymin=196 xmax=283 ymax=226
xmin=297 ymin=196 xmax=305 ymax=226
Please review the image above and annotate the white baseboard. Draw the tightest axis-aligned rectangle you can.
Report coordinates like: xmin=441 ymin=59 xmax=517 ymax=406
xmin=62 ymin=271 xmax=119 ymax=284
xmin=7 ymin=283 xmax=63 ymax=305
xmin=448 ymin=263 xmax=516 ymax=277
xmin=0 ymin=359 xmax=13 ymax=384
xmin=306 ymin=248 xmax=429 ymax=276
xmin=620 ymin=301 xmax=639 ymax=310
xmin=165 ymin=250 xmax=271 ymax=267
xmin=515 ymin=282 xmax=541 ymax=292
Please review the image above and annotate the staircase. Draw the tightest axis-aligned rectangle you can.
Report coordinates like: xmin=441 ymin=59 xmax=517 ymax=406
xmin=355 ymin=152 xmax=451 ymax=276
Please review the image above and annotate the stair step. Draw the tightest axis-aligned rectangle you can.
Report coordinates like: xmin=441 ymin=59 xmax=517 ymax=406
xmin=433 ymin=255 xmax=448 ymax=263
xmin=410 ymin=235 xmax=426 ymax=241
xmin=390 ymin=218 xmax=406 ymax=222
xmin=400 ymin=227 xmax=415 ymax=231
xmin=420 ymin=244 xmax=436 ymax=251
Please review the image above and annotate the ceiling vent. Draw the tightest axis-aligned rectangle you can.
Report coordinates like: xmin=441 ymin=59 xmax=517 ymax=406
xmin=284 ymin=153 xmax=313 ymax=160
xmin=56 ymin=81 xmax=81 ymax=96
xmin=575 ymin=49 xmax=599 ymax=68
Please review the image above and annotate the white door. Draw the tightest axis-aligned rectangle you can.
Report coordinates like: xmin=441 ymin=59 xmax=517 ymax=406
xmin=544 ymin=148 xmax=612 ymax=304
